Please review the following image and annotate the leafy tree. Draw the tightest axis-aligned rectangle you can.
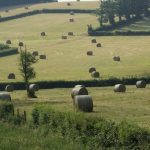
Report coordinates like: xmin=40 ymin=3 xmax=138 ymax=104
xmin=19 ymin=47 xmax=38 ymax=98
xmin=143 ymin=0 xmax=150 ymax=16
xmin=97 ymin=0 xmax=150 ymax=25
xmin=99 ymin=0 xmax=117 ymax=25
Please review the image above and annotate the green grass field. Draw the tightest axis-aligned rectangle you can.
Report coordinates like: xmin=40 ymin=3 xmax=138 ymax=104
xmin=0 ymin=12 xmax=150 ymax=82
xmin=0 ymin=123 xmax=85 ymax=150
xmin=11 ymin=85 xmax=150 ymax=130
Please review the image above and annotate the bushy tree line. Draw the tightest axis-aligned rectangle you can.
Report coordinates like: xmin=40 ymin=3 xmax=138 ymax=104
xmin=0 ymin=0 xmax=57 ymax=7
xmin=97 ymin=0 xmax=150 ymax=26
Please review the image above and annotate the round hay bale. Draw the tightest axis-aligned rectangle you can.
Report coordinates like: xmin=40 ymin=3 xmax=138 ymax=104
xmin=74 ymin=95 xmax=93 ymax=112
xmin=5 ymin=10 xmax=9 ymax=13
xmin=32 ymin=51 xmax=38 ymax=56
xmin=136 ymin=80 xmax=146 ymax=88
xmin=5 ymin=85 xmax=14 ymax=92
xmin=71 ymin=86 xmax=88 ymax=99
xmin=87 ymin=51 xmax=93 ymax=56
xmin=69 ymin=18 xmax=74 ymax=22
xmin=18 ymin=42 xmax=24 ymax=47
xmin=8 ymin=73 xmax=15 ymax=79
xmin=6 ymin=40 xmax=11 ymax=45
xmin=68 ymin=32 xmax=74 ymax=36
xmin=113 ymin=56 xmax=120 ymax=62
xmin=114 ymin=84 xmax=126 ymax=92
xmin=41 ymin=32 xmax=46 ymax=36
xmin=62 ymin=35 xmax=67 ymax=39
xmin=97 ymin=43 xmax=101 ymax=47
xmin=29 ymin=84 xmax=39 ymax=92
xmin=0 ymin=93 xmax=11 ymax=101
xmin=91 ymin=71 xmax=100 ymax=78
xmin=91 ymin=39 xmax=97 ymax=43
xmin=89 ymin=67 xmax=96 ymax=73
xmin=74 ymin=85 xmax=85 ymax=88
xmin=70 ymin=11 xmax=74 ymax=15
xmin=67 ymin=2 xmax=71 ymax=6
xmin=25 ymin=6 xmax=29 ymax=10
xmin=40 ymin=55 xmax=46 ymax=59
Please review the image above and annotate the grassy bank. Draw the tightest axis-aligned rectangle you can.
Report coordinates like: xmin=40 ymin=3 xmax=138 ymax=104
xmin=0 ymin=123 xmax=86 ymax=150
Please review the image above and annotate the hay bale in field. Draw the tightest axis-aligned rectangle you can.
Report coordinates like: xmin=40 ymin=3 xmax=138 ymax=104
xmin=39 ymin=55 xmax=46 ymax=59
xmin=97 ymin=43 xmax=101 ymax=47
xmin=68 ymin=32 xmax=74 ymax=36
xmin=87 ymin=51 xmax=93 ymax=56
xmin=18 ymin=42 xmax=24 ymax=47
xmin=136 ymin=80 xmax=146 ymax=88
xmin=74 ymin=95 xmax=93 ymax=112
xmin=6 ymin=40 xmax=11 ymax=45
xmin=32 ymin=51 xmax=38 ymax=56
xmin=5 ymin=10 xmax=9 ymax=13
xmin=67 ymin=2 xmax=71 ymax=6
xmin=91 ymin=71 xmax=100 ymax=78
xmin=8 ymin=73 xmax=15 ymax=79
xmin=29 ymin=84 xmax=39 ymax=92
xmin=114 ymin=84 xmax=126 ymax=92
xmin=5 ymin=85 xmax=14 ymax=92
xmin=69 ymin=18 xmax=74 ymax=22
xmin=70 ymin=11 xmax=74 ymax=15
xmin=41 ymin=32 xmax=46 ymax=36
xmin=71 ymin=86 xmax=88 ymax=99
xmin=25 ymin=6 xmax=29 ymax=10
xmin=62 ymin=35 xmax=67 ymax=39
xmin=0 ymin=93 xmax=11 ymax=101
xmin=74 ymin=85 xmax=85 ymax=88
xmin=89 ymin=67 xmax=96 ymax=73
xmin=91 ymin=39 xmax=97 ymax=43
xmin=113 ymin=56 xmax=120 ymax=62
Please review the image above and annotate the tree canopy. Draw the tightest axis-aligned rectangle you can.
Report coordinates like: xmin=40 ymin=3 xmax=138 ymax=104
xmin=97 ymin=0 xmax=150 ymax=26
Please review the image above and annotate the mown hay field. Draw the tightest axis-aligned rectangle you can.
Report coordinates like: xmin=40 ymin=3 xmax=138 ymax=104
xmin=0 ymin=2 xmax=150 ymax=83
xmin=0 ymin=1 xmax=99 ymax=17
xmin=0 ymin=14 xmax=150 ymax=82
xmin=11 ymin=85 xmax=150 ymax=130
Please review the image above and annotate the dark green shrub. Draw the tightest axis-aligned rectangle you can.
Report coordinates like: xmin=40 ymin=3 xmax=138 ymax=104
xmin=0 ymin=101 xmax=14 ymax=121
xmin=0 ymin=76 xmax=150 ymax=91
xmin=0 ymin=44 xmax=9 ymax=50
xmin=31 ymin=105 xmax=150 ymax=149
xmin=94 ymin=121 xmax=119 ymax=148
xmin=32 ymin=108 xmax=40 ymax=126
xmin=12 ymin=115 xmax=23 ymax=126
xmin=118 ymin=121 xmax=150 ymax=149
xmin=0 ymin=47 xmax=18 ymax=57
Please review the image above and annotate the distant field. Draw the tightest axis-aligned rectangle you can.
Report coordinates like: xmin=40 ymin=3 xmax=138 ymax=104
xmin=0 ymin=13 xmax=150 ymax=82
xmin=117 ymin=17 xmax=150 ymax=31
xmin=11 ymin=85 xmax=150 ymax=130
xmin=0 ymin=1 xmax=99 ymax=17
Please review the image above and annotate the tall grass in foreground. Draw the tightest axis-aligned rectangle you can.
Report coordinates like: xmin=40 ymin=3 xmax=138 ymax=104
xmin=0 ymin=123 xmax=87 ymax=150
xmin=31 ymin=105 xmax=150 ymax=150
xmin=0 ymin=101 xmax=150 ymax=150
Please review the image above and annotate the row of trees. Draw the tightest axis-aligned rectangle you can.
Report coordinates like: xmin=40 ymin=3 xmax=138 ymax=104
xmin=97 ymin=0 xmax=150 ymax=26
xmin=0 ymin=0 xmax=56 ymax=7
